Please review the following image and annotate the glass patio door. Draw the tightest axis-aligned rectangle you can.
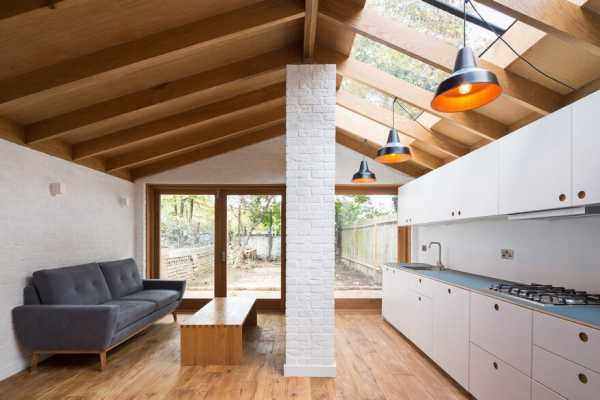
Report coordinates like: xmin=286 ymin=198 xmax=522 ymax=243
xmin=225 ymin=194 xmax=283 ymax=300
xmin=158 ymin=193 xmax=216 ymax=300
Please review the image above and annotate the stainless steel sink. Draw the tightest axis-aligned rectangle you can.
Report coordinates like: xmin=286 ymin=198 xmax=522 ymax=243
xmin=388 ymin=263 xmax=436 ymax=270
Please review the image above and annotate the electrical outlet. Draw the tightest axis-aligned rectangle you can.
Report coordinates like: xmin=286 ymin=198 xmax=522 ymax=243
xmin=421 ymin=245 xmax=427 ymax=252
xmin=501 ymin=249 xmax=514 ymax=260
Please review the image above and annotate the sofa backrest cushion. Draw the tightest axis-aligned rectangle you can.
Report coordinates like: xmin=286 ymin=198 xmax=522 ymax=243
xmin=32 ymin=263 xmax=112 ymax=305
xmin=99 ymin=258 xmax=143 ymax=299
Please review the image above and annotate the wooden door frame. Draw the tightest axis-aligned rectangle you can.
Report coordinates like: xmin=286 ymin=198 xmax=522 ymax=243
xmin=146 ymin=184 xmax=286 ymax=312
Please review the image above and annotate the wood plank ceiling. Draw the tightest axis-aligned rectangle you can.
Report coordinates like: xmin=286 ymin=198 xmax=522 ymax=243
xmin=0 ymin=0 xmax=598 ymax=181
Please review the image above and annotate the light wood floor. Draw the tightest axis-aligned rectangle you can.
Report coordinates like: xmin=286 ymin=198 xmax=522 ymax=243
xmin=0 ymin=310 xmax=469 ymax=400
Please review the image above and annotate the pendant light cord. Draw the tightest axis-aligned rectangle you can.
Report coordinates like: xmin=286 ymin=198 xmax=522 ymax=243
xmin=393 ymin=97 xmax=435 ymax=135
xmin=466 ymin=0 xmax=576 ymax=91
xmin=463 ymin=0 xmax=467 ymax=48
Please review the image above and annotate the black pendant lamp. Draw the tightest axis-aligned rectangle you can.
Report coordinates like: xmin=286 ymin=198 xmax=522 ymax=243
xmin=352 ymin=160 xmax=377 ymax=184
xmin=431 ymin=0 xmax=502 ymax=113
xmin=375 ymin=98 xmax=412 ymax=164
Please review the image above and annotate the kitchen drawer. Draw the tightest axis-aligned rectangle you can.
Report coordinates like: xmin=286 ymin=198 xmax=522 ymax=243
xmin=470 ymin=292 xmax=533 ymax=375
xmin=532 ymin=381 xmax=566 ymax=400
xmin=410 ymin=274 xmax=433 ymax=298
xmin=533 ymin=345 xmax=600 ymax=400
xmin=469 ymin=343 xmax=531 ymax=400
xmin=534 ymin=312 xmax=600 ymax=373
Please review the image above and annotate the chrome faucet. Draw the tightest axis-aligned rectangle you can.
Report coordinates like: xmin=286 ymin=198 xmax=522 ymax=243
xmin=428 ymin=241 xmax=444 ymax=270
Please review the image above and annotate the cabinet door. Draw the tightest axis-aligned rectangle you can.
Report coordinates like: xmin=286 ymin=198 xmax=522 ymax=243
xmin=532 ymin=381 xmax=566 ymax=400
xmin=382 ymin=267 xmax=394 ymax=323
xmin=412 ymin=291 xmax=433 ymax=357
xmin=395 ymin=270 xmax=413 ymax=338
xmin=433 ymin=282 xmax=470 ymax=389
xmin=456 ymin=141 xmax=499 ymax=220
xmin=499 ymin=106 xmax=572 ymax=214
xmin=397 ymin=186 xmax=411 ymax=226
xmin=572 ymin=90 xmax=600 ymax=206
xmin=470 ymin=292 xmax=533 ymax=376
xmin=469 ymin=344 xmax=531 ymax=400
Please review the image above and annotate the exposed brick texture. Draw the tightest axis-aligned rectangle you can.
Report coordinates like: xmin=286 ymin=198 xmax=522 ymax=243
xmin=284 ymin=64 xmax=336 ymax=377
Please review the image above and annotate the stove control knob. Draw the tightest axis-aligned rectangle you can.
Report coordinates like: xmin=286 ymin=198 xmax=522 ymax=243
xmin=579 ymin=332 xmax=589 ymax=343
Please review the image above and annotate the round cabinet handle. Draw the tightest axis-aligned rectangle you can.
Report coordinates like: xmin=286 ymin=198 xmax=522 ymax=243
xmin=458 ymin=210 xmax=462 ymax=216
xmin=578 ymin=190 xmax=587 ymax=200
xmin=451 ymin=211 xmax=455 ymax=216
xmin=494 ymin=304 xmax=499 ymax=311
xmin=559 ymin=193 xmax=567 ymax=202
xmin=418 ymin=296 xmax=422 ymax=302
xmin=578 ymin=373 xmax=588 ymax=384
xmin=579 ymin=332 xmax=589 ymax=343
xmin=447 ymin=288 xmax=451 ymax=294
xmin=492 ymin=362 xmax=498 ymax=370
xmin=418 ymin=278 xmax=422 ymax=284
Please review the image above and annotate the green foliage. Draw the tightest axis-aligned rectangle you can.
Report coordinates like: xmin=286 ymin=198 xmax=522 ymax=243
xmin=160 ymin=195 xmax=215 ymax=248
xmin=335 ymin=195 xmax=397 ymax=230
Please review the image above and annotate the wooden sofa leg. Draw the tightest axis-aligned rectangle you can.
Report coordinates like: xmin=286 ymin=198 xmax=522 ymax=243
xmin=30 ymin=352 xmax=40 ymax=372
xmin=99 ymin=351 xmax=107 ymax=371
xmin=172 ymin=311 xmax=177 ymax=322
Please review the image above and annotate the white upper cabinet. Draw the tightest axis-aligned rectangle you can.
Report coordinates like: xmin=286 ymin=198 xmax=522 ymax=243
xmin=499 ymin=106 xmax=572 ymax=214
xmin=454 ymin=141 xmax=499 ymax=220
xmin=572 ymin=90 xmax=600 ymax=206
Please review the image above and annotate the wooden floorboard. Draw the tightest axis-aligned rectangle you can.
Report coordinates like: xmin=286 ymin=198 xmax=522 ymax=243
xmin=0 ymin=311 xmax=469 ymax=400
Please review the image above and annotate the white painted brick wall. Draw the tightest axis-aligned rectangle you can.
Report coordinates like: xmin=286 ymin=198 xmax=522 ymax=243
xmin=284 ymin=64 xmax=336 ymax=377
xmin=0 ymin=139 xmax=135 ymax=380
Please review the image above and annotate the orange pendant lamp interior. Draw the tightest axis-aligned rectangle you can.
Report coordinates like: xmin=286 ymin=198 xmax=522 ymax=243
xmin=431 ymin=0 xmax=502 ymax=113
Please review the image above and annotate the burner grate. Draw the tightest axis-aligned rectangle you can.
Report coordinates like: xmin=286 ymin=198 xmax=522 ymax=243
xmin=489 ymin=283 xmax=600 ymax=306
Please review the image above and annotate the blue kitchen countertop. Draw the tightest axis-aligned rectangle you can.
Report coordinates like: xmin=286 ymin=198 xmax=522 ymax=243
xmin=385 ymin=263 xmax=600 ymax=330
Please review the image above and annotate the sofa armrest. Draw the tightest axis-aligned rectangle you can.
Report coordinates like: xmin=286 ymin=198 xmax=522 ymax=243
xmin=142 ymin=279 xmax=186 ymax=299
xmin=12 ymin=304 xmax=119 ymax=352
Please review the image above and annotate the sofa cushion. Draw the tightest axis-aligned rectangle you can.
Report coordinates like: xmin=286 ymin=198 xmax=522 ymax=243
xmin=32 ymin=263 xmax=112 ymax=305
xmin=99 ymin=259 xmax=143 ymax=299
xmin=105 ymin=300 xmax=156 ymax=330
xmin=121 ymin=290 xmax=180 ymax=309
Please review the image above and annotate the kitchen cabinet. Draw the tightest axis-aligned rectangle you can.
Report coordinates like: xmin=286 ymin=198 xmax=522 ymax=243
xmin=382 ymin=267 xmax=413 ymax=338
xmin=470 ymin=292 xmax=533 ymax=376
xmin=533 ymin=312 xmax=600 ymax=373
xmin=433 ymin=281 xmax=470 ymax=388
xmin=499 ymin=106 xmax=572 ymax=214
xmin=469 ymin=343 xmax=531 ymax=400
xmin=410 ymin=290 xmax=433 ymax=357
xmin=572 ymin=90 xmax=600 ymax=206
xmin=533 ymin=345 xmax=600 ymax=400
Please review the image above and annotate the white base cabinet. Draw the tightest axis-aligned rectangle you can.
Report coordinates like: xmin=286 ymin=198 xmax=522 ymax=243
xmin=532 ymin=381 xmax=566 ymax=400
xmin=433 ymin=281 xmax=470 ymax=388
xmin=469 ymin=343 xmax=531 ymax=400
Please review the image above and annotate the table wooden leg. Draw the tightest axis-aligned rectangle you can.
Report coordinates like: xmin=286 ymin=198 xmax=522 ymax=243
xmin=245 ymin=305 xmax=258 ymax=327
xmin=30 ymin=352 xmax=40 ymax=372
xmin=99 ymin=351 xmax=107 ymax=371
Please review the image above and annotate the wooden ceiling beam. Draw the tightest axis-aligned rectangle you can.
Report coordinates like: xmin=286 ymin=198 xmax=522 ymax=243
xmin=303 ymin=0 xmax=319 ymax=60
xmin=105 ymin=104 xmax=286 ymax=172
xmin=0 ymin=0 xmax=304 ymax=107
xmin=320 ymin=3 xmax=564 ymax=115
xmin=336 ymin=129 xmax=425 ymax=178
xmin=316 ymin=47 xmax=507 ymax=141
xmin=337 ymin=90 xmax=471 ymax=159
xmin=72 ymin=84 xmax=285 ymax=161
xmin=0 ymin=0 xmax=64 ymax=20
xmin=25 ymin=46 xmax=299 ymax=144
xmin=0 ymin=117 xmax=25 ymax=144
xmin=476 ymin=0 xmax=600 ymax=57
xmin=336 ymin=106 xmax=445 ymax=170
xmin=130 ymin=123 xmax=285 ymax=180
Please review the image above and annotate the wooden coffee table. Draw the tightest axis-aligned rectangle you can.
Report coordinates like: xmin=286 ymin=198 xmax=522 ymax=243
xmin=180 ymin=297 xmax=257 ymax=365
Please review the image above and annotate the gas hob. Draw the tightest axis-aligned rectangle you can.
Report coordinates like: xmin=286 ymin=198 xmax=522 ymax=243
xmin=489 ymin=283 xmax=600 ymax=306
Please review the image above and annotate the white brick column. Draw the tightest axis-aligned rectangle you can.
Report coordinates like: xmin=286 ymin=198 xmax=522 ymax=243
xmin=284 ymin=64 xmax=336 ymax=377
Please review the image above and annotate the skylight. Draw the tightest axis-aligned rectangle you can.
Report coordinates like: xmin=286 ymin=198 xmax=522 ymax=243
xmin=366 ymin=0 xmax=516 ymax=55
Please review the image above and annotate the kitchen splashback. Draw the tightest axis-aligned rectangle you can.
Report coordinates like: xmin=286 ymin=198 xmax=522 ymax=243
xmin=412 ymin=216 xmax=600 ymax=293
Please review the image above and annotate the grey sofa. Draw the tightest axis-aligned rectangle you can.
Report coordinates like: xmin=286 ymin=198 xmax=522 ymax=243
xmin=12 ymin=258 xmax=185 ymax=371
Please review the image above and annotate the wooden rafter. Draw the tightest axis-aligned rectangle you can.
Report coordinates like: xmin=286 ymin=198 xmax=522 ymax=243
xmin=336 ymin=106 xmax=445 ymax=170
xmin=0 ymin=0 xmax=64 ymax=20
xmin=320 ymin=2 xmax=564 ymax=115
xmin=130 ymin=123 xmax=286 ymax=180
xmin=0 ymin=0 xmax=304 ymax=107
xmin=316 ymin=47 xmax=507 ymax=141
xmin=336 ymin=128 xmax=426 ymax=178
xmin=303 ymin=0 xmax=319 ymax=60
xmin=25 ymin=46 xmax=299 ymax=144
xmin=337 ymin=90 xmax=470 ymax=159
xmin=477 ymin=0 xmax=600 ymax=57
xmin=72 ymin=84 xmax=285 ymax=161
xmin=105 ymin=104 xmax=285 ymax=172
